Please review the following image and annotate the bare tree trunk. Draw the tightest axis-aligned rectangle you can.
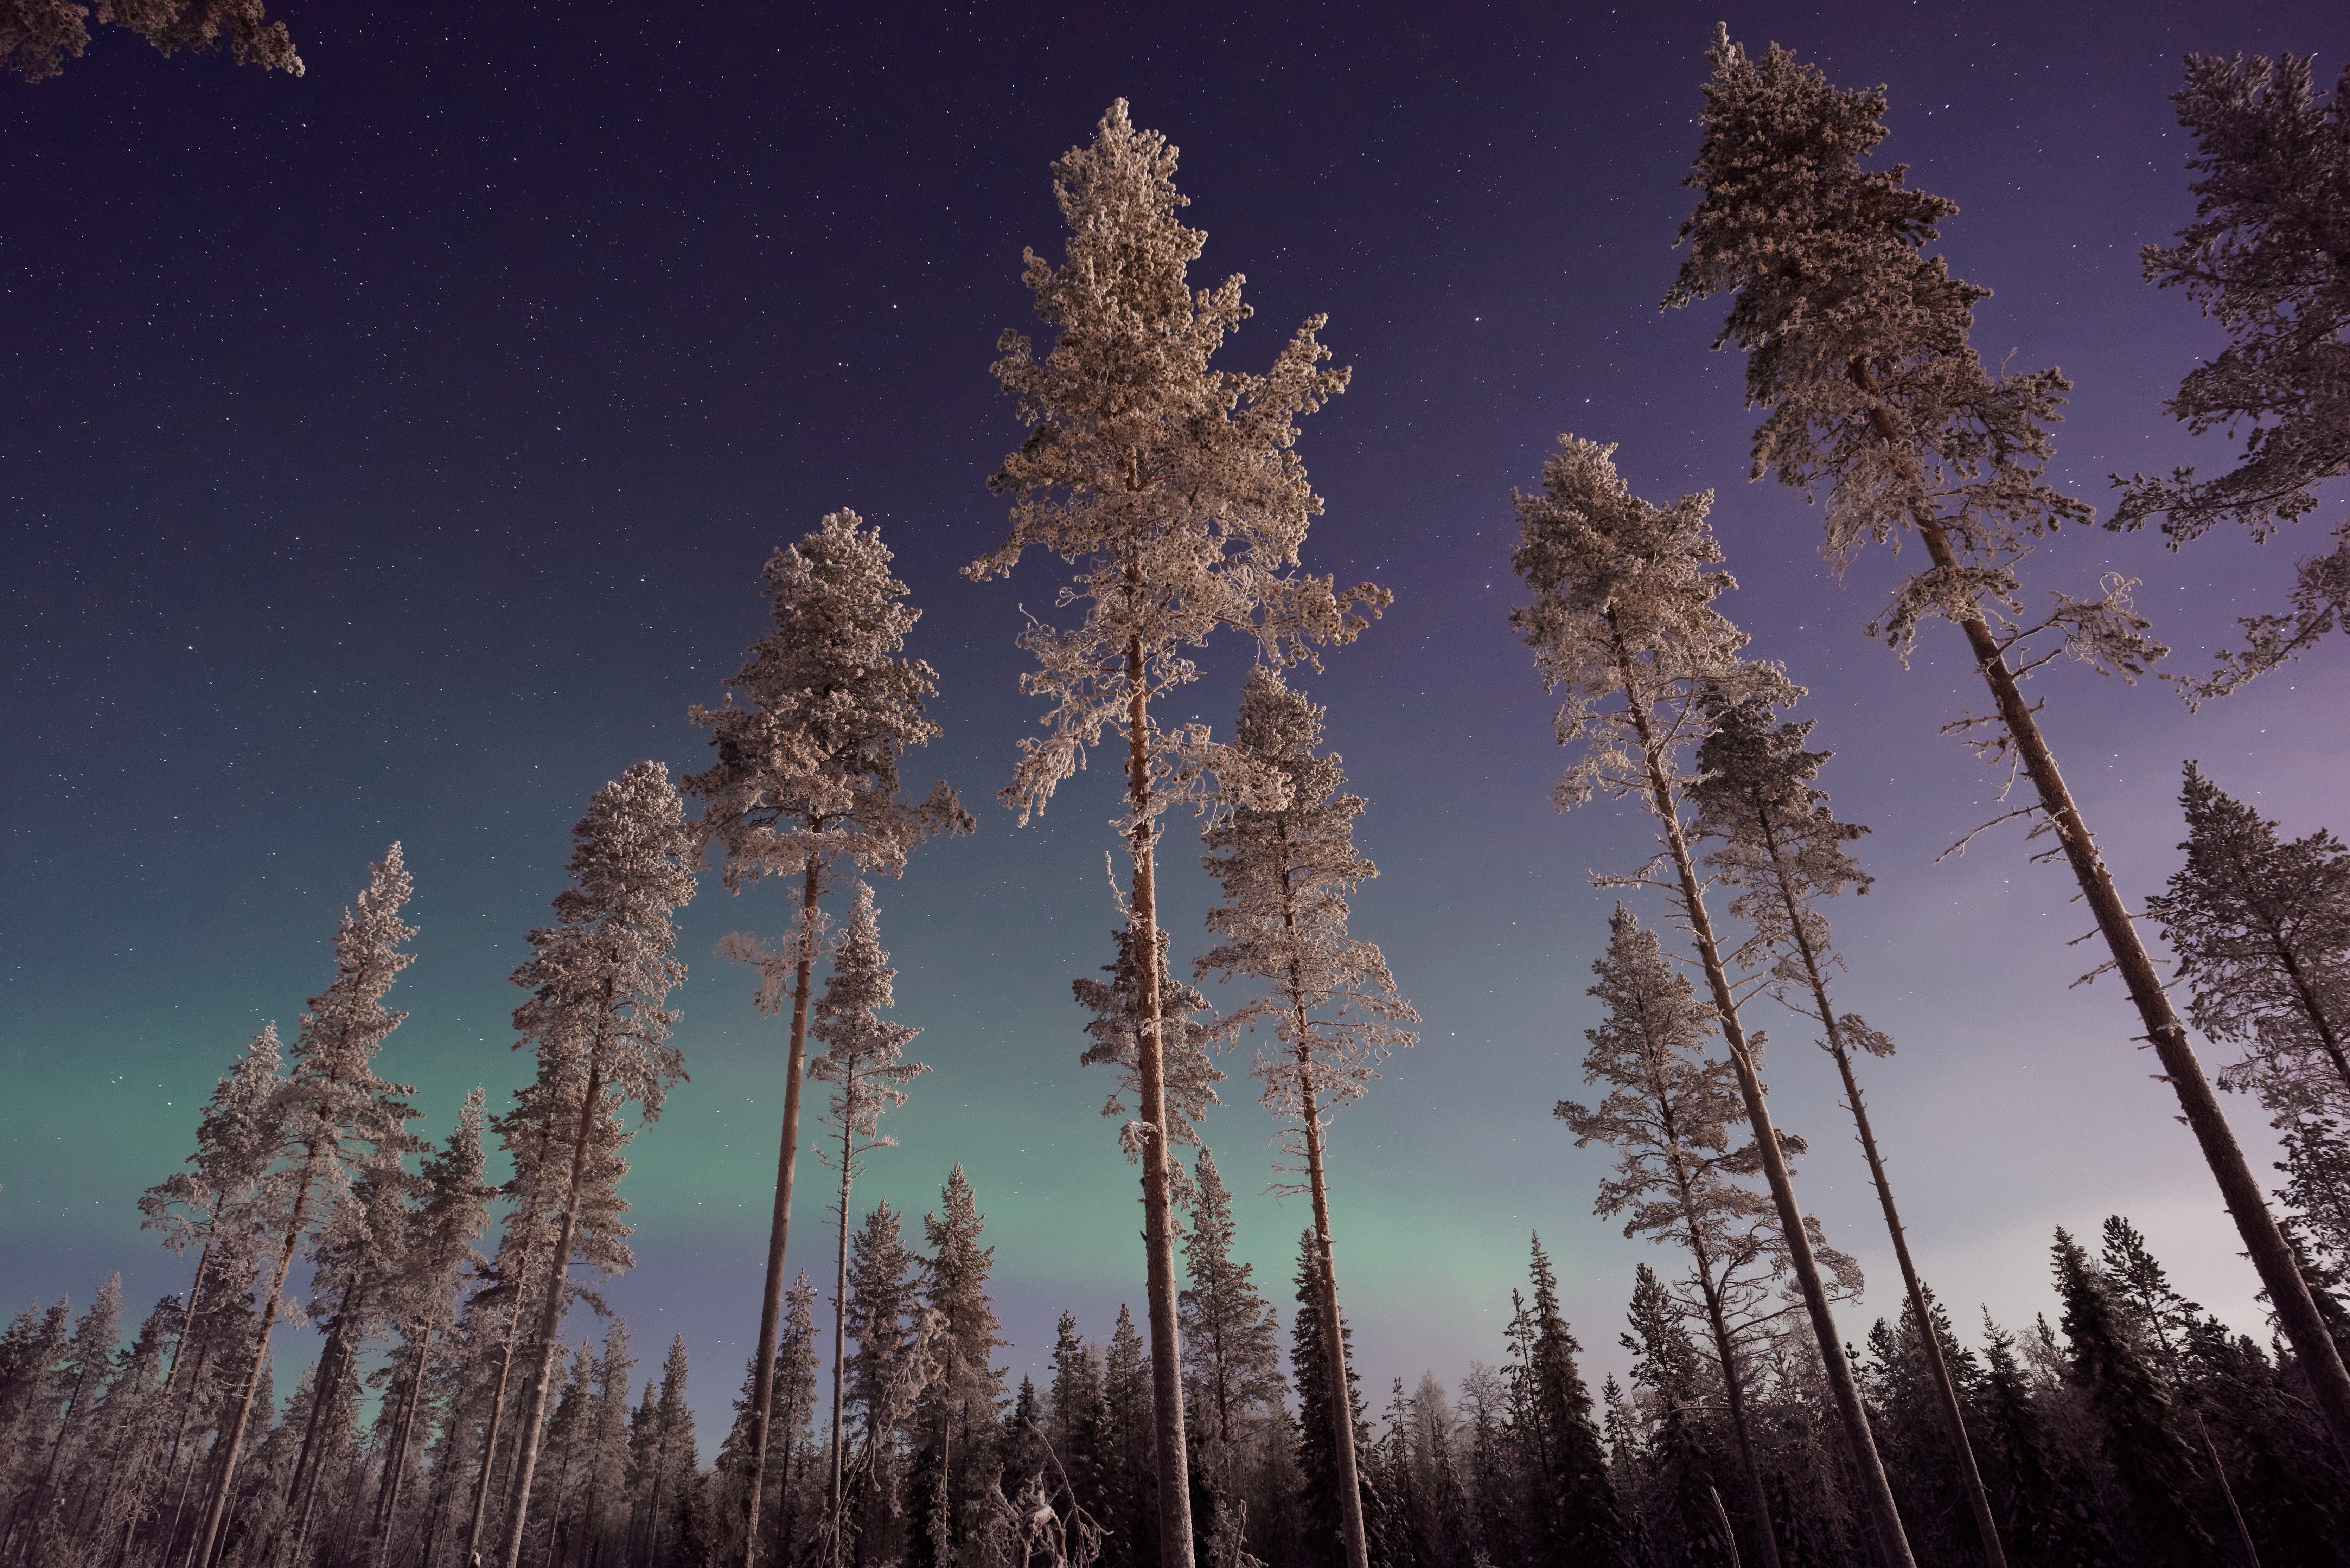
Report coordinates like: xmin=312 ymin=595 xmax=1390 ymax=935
xmin=1295 ymin=1080 xmax=1369 ymax=1568
xmin=1122 ymin=632 xmax=1195 ymax=1568
xmin=1758 ymin=811 xmax=2007 ymax=1568
xmin=1615 ymin=633 xmax=1917 ymax=1568
xmin=191 ymin=1147 xmax=324 ymax=1568
xmin=282 ymin=1282 xmax=363 ymax=1568
xmin=741 ymin=855 xmax=822 ymax=1568
xmin=373 ymin=1326 xmax=439 ymax=1567
xmin=496 ymin=1058 xmax=606 ymax=1568
xmin=828 ymin=1112 xmax=856 ymax=1568
xmin=1675 ymin=1194 xmax=1782 ymax=1568
xmin=1848 ymin=359 xmax=2350 ymax=1461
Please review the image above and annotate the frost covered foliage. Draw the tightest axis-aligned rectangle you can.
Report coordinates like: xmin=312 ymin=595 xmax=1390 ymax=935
xmin=1 ymin=0 xmax=301 ymax=84
xmin=810 ymin=883 xmax=928 ymax=1166
xmin=1664 ymin=27 xmax=2162 ymax=681
xmin=1072 ymin=925 xmax=1224 ymax=1170
xmin=972 ymin=98 xmax=1385 ymax=829
xmin=1560 ymin=909 xmax=1854 ymax=1313
xmin=498 ymin=763 xmax=697 ymax=1568
xmin=2148 ymin=763 xmax=2350 ymax=1119
xmin=512 ymin=762 xmax=697 ymax=1122
xmin=1197 ymin=668 xmax=1418 ymax=1182
xmin=2117 ymin=52 xmax=2350 ymax=698
xmin=690 ymin=509 xmax=970 ymax=959
xmin=1508 ymin=434 xmax=1791 ymax=816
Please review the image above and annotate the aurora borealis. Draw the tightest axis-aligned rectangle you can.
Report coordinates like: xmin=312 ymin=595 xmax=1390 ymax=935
xmin=6 ymin=0 xmax=2346 ymax=1449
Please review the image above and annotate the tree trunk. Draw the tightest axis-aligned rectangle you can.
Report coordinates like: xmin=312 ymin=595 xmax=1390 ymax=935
xmin=496 ymin=1057 xmax=606 ymax=1568
xmin=373 ymin=1324 xmax=439 ymax=1566
xmin=1615 ymin=632 xmax=1917 ymax=1568
xmin=1675 ymin=1185 xmax=1782 ymax=1568
xmin=1123 ymin=632 xmax=1196 ymax=1568
xmin=1758 ymin=806 xmax=2008 ymax=1568
xmin=828 ymin=1112 xmax=856 ymax=1568
xmin=283 ymin=1280 xmax=363 ymax=1567
xmin=741 ymin=855 xmax=823 ymax=1568
xmin=1296 ymin=1078 xmax=1369 ymax=1568
xmin=190 ymin=1145 xmax=324 ymax=1568
xmin=1850 ymin=357 xmax=2350 ymax=1462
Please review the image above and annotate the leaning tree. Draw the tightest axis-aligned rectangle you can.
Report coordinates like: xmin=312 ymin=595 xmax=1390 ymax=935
xmin=1662 ymin=25 xmax=2350 ymax=1461
xmin=494 ymin=763 xmax=696 ymax=1568
xmin=1509 ymin=433 xmax=1915 ymax=1565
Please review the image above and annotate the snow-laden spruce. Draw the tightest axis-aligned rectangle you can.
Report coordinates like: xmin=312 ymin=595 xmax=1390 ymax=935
xmin=189 ymin=844 xmax=419 ymax=1568
xmin=1506 ymin=435 xmax=1914 ymax=1567
xmin=973 ymin=101 xmax=1387 ymax=1568
xmin=1662 ymin=24 xmax=2350 ymax=1466
xmin=495 ymin=763 xmax=696 ymax=1568
xmin=1192 ymin=666 xmax=1416 ymax=1568
xmin=688 ymin=508 xmax=970 ymax=1568
xmin=1690 ymin=693 xmax=2007 ymax=1565
xmin=2115 ymin=52 xmax=2350 ymax=700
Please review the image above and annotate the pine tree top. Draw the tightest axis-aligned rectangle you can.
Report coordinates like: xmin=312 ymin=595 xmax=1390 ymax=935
xmin=972 ymin=100 xmax=1385 ymax=827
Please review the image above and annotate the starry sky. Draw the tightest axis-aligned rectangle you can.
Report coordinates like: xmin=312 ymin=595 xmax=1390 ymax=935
xmin=6 ymin=0 xmax=2346 ymax=1450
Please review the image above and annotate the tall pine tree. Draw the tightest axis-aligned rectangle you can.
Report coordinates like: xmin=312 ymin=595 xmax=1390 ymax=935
xmin=973 ymin=102 xmax=1385 ymax=1568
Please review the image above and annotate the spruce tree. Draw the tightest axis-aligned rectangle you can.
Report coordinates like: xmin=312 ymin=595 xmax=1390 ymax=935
xmin=1509 ymin=434 xmax=1903 ymax=1563
xmin=909 ymin=1169 xmax=1008 ymax=1568
xmin=1516 ymin=1239 xmax=1629 ymax=1566
xmin=807 ymin=883 xmax=926 ymax=1562
xmin=2147 ymin=763 xmax=2350 ymax=1116
xmin=1178 ymin=1148 xmax=1284 ymax=1516
xmin=1691 ymin=691 xmax=2008 ymax=1565
xmin=1976 ymin=1317 xmax=2116 ymax=1568
xmin=688 ymin=510 xmax=970 ymax=1568
xmin=1663 ymin=25 xmax=2350 ymax=1461
xmin=496 ymin=764 xmax=697 ymax=1568
xmin=2050 ymin=1231 xmax=2214 ymax=1567
xmin=2115 ymin=51 xmax=2350 ymax=699
xmin=191 ymin=844 xmax=419 ymax=1568
xmin=1290 ymin=1234 xmax=1369 ymax=1568
xmin=1619 ymin=1264 xmax=1734 ymax=1568
xmin=1194 ymin=667 xmax=1418 ymax=1568
xmin=974 ymin=101 xmax=1386 ymax=1568
xmin=1101 ymin=1307 xmax=1156 ymax=1568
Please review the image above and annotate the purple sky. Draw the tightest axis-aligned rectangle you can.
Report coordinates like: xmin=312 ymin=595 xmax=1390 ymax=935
xmin=5 ymin=0 xmax=2345 ymax=1449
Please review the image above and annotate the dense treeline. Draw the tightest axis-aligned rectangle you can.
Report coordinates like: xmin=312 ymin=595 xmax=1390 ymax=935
xmin=10 ymin=23 xmax=2350 ymax=1568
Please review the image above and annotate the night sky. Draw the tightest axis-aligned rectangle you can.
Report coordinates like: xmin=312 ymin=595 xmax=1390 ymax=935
xmin=7 ymin=0 xmax=2346 ymax=1449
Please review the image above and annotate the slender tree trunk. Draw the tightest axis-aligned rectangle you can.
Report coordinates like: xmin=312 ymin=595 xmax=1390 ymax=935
xmin=191 ymin=1146 xmax=325 ymax=1568
xmin=1677 ymin=1201 xmax=1782 ymax=1568
xmin=497 ymin=1057 xmax=607 ymax=1568
xmin=1122 ymin=631 xmax=1196 ymax=1568
xmin=471 ymin=1147 xmax=561 ymax=1568
xmin=1295 ymin=1078 xmax=1369 ymax=1568
xmin=13 ymin=1343 xmax=105 ymax=1565
xmin=1758 ymin=808 xmax=2008 ymax=1568
xmin=1706 ymin=1486 xmax=1744 ymax=1568
xmin=828 ymin=1113 xmax=856 ymax=1568
xmin=1850 ymin=358 xmax=2350 ymax=1461
xmin=283 ymin=1282 xmax=363 ymax=1568
xmin=374 ymin=1326 xmax=439 ymax=1567
xmin=741 ymin=854 xmax=823 ymax=1568
xmin=1614 ymin=632 xmax=1917 ymax=1568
